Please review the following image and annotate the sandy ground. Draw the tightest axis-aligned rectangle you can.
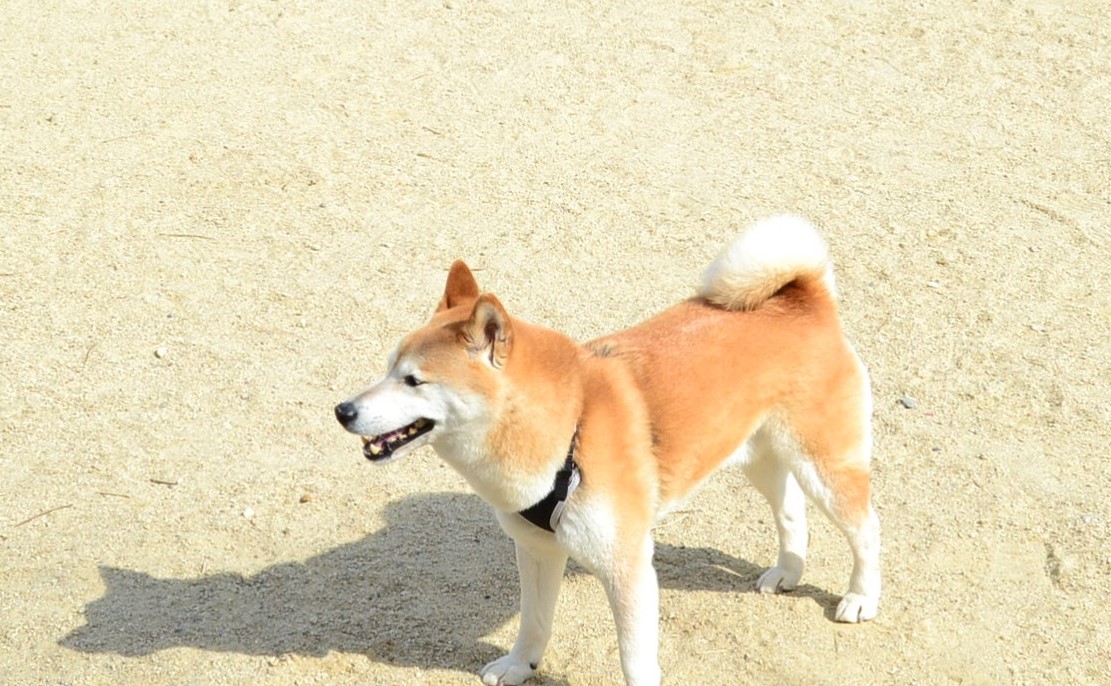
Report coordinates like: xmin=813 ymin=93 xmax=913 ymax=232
xmin=2 ymin=1 xmax=1109 ymax=684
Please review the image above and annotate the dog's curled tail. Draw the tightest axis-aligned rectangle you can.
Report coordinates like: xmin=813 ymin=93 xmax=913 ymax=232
xmin=699 ymin=215 xmax=836 ymax=311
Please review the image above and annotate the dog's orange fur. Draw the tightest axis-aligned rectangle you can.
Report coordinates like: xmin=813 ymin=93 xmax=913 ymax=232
xmin=422 ymin=260 xmax=871 ymax=534
xmin=591 ymin=277 xmax=872 ymax=521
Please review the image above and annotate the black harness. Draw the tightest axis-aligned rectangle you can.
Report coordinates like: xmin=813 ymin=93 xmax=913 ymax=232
xmin=516 ymin=429 xmax=581 ymax=532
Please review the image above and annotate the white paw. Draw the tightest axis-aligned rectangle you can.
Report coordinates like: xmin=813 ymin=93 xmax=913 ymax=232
xmin=481 ymin=655 xmax=537 ymax=686
xmin=755 ymin=566 xmax=801 ymax=594
xmin=834 ymin=592 xmax=879 ymax=623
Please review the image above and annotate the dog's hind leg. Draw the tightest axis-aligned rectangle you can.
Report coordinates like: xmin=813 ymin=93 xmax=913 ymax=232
xmin=829 ymin=498 xmax=881 ymax=623
xmin=779 ymin=423 xmax=881 ymax=623
xmin=482 ymin=538 xmax=568 ymax=686
xmin=793 ymin=458 xmax=881 ymax=622
xmin=743 ymin=445 xmax=809 ymax=594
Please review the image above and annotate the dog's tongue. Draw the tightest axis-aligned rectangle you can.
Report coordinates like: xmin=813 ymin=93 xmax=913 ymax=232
xmin=361 ymin=419 xmax=431 ymax=458
xmin=361 ymin=435 xmax=389 ymax=456
xmin=361 ymin=427 xmax=405 ymax=456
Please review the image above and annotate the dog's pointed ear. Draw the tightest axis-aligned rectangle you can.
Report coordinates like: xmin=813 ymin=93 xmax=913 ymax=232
xmin=436 ymin=260 xmax=480 ymax=313
xmin=462 ymin=294 xmax=512 ymax=369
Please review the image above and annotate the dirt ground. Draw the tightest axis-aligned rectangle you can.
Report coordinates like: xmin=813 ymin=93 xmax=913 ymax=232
xmin=2 ymin=1 xmax=1109 ymax=684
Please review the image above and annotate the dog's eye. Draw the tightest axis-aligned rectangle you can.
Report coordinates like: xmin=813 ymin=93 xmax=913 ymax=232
xmin=403 ymin=374 xmax=424 ymax=387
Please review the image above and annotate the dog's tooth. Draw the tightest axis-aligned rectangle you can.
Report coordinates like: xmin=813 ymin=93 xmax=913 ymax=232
xmin=368 ymin=443 xmax=382 ymax=455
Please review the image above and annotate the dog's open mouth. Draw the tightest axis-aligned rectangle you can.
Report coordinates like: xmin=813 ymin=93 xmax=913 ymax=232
xmin=361 ymin=418 xmax=435 ymax=461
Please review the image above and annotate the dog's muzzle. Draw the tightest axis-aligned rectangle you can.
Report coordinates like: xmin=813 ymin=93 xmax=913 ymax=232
xmin=334 ymin=401 xmax=436 ymax=462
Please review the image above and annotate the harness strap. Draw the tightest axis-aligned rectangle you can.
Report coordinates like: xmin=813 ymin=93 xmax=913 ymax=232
xmin=516 ymin=430 xmax=581 ymax=532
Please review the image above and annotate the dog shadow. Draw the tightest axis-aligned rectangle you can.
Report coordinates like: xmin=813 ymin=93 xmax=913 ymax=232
xmin=651 ymin=542 xmax=843 ymax=620
xmin=61 ymin=492 xmax=840 ymax=676
xmin=61 ymin=493 xmax=528 ymax=674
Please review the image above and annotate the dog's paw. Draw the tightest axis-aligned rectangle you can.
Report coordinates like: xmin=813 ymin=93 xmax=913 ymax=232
xmin=834 ymin=592 xmax=879 ymax=623
xmin=481 ymin=655 xmax=537 ymax=686
xmin=755 ymin=566 xmax=801 ymax=594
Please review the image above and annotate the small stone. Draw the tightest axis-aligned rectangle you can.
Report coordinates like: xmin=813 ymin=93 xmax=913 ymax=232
xmin=299 ymin=494 xmax=313 ymax=504
xmin=898 ymin=397 xmax=918 ymax=409
xmin=154 ymin=347 xmax=168 ymax=359
xmin=242 ymin=507 xmax=254 ymax=519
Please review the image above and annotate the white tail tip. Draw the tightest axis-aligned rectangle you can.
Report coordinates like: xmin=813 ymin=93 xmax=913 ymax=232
xmin=699 ymin=215 xmax=835 ymax=311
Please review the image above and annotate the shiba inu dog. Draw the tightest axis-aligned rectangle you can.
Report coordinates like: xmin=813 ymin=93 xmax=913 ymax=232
xmin=334 ymin=215 xmax=881 ymax=686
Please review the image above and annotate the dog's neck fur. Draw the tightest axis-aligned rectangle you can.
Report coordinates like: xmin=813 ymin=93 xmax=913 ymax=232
xmin=436 ymin=315 xmax=585 ymax=513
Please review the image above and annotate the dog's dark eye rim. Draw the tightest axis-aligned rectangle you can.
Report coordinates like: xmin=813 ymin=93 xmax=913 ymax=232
xmin=403 ymin=374 xmax=424 ymax=387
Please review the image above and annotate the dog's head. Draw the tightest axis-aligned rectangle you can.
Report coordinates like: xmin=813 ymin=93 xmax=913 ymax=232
xmin=334 ymin=261 xmax=513 ymax=465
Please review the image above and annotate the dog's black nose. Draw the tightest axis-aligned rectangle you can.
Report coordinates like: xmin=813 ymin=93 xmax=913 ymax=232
xmin=334 ymin=402 xmax=359 ymax=427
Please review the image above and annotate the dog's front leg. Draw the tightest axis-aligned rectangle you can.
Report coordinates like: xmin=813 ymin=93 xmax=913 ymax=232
xmin=482 ymin=537 xmax=568 ymax=686
xmin=600 ymin=536 xmax=661 ymax=686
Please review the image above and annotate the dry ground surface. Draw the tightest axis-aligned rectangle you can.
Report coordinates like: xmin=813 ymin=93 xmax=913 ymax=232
xmin=2 ymin=1 xmax=1109 ymax=684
